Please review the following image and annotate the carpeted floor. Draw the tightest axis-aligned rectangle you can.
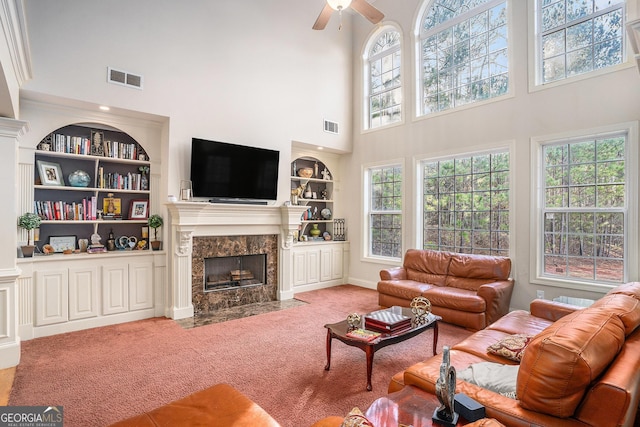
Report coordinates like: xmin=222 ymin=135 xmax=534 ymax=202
xmin=9 ymin=284 xmax=472 ymax=426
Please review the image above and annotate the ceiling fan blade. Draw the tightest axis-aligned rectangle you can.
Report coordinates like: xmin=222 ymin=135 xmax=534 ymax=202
xmin=312 ymin=4 xmax=334 ymax=30
xmin=350 ymin=0 xmax=384 ymax=24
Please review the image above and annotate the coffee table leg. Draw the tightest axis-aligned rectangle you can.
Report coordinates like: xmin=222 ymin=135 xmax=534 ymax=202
xmin=432 ymin=322 xmax=439 ymax=356
xmin=365 ymin=346 xmax=375 ymax=391
xmin=324 ymin=329 xmax=332 ymax=371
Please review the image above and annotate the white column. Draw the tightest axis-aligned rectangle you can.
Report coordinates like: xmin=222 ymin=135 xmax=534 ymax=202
xmin=0 ymin=117 xmax=28 ymax=369
xmin=279 ymin=205 xmax=307 ymax=300
xmin=169 ymin=227 xmax=194 ymax=319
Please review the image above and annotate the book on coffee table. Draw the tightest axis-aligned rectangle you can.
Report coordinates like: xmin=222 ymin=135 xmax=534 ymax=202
xmin=365 ymin=308 xmax=411 ymax=332
xmin=346 ymin=328 xmax=382 ymax=342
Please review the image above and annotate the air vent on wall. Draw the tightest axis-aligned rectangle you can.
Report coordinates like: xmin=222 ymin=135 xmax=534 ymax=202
xmin=324 ymin=119 xmax=339 ymax=134
xmin=107 ymin=67 xmax=143 ymax=90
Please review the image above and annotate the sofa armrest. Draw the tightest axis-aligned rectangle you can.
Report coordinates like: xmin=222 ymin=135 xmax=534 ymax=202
xmin=529 ymin=298 xmax=583 ymax=321
xmin=380 ymin=266 xmax=407 ymax=280
xmin=477 ymin=279 xmax=514 ymax=326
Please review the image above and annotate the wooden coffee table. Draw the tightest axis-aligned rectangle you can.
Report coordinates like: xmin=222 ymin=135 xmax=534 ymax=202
xmin=324 ymin=308 xmax=441 ymax=391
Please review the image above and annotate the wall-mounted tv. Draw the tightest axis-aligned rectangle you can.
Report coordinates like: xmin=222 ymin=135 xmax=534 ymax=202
xmin=190 ymin=138 xmax=280 ymax=204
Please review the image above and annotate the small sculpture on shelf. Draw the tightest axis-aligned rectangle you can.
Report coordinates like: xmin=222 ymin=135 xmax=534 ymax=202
xmin=321 ymin=168 xmax=331 ymax=180
xmin=433 ymin=346 xmax=458 ymax=427
xmin=87 ymin=231 xmax=107 ymax=254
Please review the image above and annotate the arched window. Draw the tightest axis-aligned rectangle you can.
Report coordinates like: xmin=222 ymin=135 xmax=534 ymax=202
xmin=365 ymin=28 xmax=402 ymax=130
xmin=537 ymin=0 xmax=625 ymax=84
xmin=418 ymin=0 xmax=509 ymax=116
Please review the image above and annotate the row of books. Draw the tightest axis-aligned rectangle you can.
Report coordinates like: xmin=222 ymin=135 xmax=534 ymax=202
xmin=104 ymin=140 xmax=140 ymax=160
xmin=34 ymin=196 xmax=98 ymax=221
xmin=44 ymin=133 xmax=144 ymax=160
xmin=97 ymin=167 xmax=145 ymax=191
xmin=48 ymin=134 xmax=91 ymax=155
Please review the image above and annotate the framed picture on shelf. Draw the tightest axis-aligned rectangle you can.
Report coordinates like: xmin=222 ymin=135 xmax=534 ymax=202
xmin=129 ymin=199 xmax=149 ymax=219
xmin=103 ymin=195 xmax=122 ymax=216
xmin=36 ymin=160 xmax=65 ymax=186
xmin=49 ymin=235 xmax=76 ymax=252
xmin=90 ymin=130 xmax=104 ymax=156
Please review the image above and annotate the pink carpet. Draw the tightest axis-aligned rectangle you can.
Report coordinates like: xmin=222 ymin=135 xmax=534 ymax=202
xmin=9 ymin=284 xmax=472 ymax=426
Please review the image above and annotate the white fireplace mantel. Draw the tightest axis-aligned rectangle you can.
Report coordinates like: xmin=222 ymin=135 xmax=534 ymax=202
xmin=165 ymin=202 xmax=307 ymax=319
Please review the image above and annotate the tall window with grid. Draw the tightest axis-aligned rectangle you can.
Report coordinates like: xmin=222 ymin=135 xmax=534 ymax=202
xmin=421 ymin=151 xmax=509 ymax=255
xmin=367 ymin=30 xmax=402 ymax=129
xmin=368 ymin=165 xmax=403 ymax=259
xmin=419 ymin=0 xmax=509 ymax=115
xmin=541 ymin=134 xmax=627 ymax=283
xmin=537 ymin=0 xmax=625 ymax=84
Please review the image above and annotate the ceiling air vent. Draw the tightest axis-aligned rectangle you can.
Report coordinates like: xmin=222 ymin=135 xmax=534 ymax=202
xmin=107 ymin=67 xmax=143 ymax=90
xmin=324 ymin=119 xmax=339 ymax=134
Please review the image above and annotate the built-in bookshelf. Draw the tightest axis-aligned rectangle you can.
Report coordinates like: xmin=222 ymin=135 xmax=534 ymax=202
xmin=33 ymin=124 xmax=151 ymax=251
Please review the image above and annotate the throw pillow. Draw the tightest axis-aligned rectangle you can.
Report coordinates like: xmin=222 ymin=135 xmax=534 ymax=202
xmin=340 ymin=407 xmax=374 ymax=427
xmin=487 ymin=334 xmax=534 ymax=362
xmin=457 ymin=362 xmax=519 ymax=399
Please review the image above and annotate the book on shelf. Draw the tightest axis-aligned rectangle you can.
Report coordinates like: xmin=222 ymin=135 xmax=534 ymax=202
xmin=345 ymin=328 xmax=381 ymax=342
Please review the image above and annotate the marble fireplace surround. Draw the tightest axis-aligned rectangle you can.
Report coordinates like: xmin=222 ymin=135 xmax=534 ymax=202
xmin=166 ymin=202 xmax=307 ymax=320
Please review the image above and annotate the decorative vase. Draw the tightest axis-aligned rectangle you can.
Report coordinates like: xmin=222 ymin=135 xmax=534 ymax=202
xmin=68 ymin=170 xmax=91 ymax=187
xmin=141 ymin=173 xmax=149 ymax=191
xmin=309 ymin=224 xmax=321 ymax=238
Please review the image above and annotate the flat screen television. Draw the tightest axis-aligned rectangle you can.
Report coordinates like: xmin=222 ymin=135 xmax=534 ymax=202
xmin=190 ymin=138 xmax=280 ymax=203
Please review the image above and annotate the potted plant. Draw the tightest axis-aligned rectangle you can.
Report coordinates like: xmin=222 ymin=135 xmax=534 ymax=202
xmin=18 ymin=212 xmax=42 ymax=257
xmin=148 ymin=214 xmax=163 ymax=250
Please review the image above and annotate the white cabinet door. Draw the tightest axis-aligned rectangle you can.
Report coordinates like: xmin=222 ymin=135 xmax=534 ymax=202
xmin=293 ymin=250 xmax=307 ymax=287
xmin=320 ymin=248 xmax=332 ymax=282
xmin=129 ymin=260 xmax=153 ymax=311
xmin=102 ymin=264 xmax=129 ymax=315
xmin=35 ymin=269 xmax=69 ymax=326
xmin=331 ymin=246 xmax=344 ymax=280
xmin=306 ymin=249 xmax=320 ymax=284
xmin=69 ymin=266 xmax=99 ymax=320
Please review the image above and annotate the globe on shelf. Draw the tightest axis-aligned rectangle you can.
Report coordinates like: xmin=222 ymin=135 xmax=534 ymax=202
xmin=68 ymin=170 xmax=91 ymax=187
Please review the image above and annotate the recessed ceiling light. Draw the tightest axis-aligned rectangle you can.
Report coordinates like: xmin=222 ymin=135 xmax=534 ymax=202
xmin=99 ymin=105 xmax=110 ymax=111
xmin=317 ymin=147 xmax=324 ymax=150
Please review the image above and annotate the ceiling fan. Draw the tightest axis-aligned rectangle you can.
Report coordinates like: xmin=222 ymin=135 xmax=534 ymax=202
xmin=313 ymin=0 xmax=384 ymax=30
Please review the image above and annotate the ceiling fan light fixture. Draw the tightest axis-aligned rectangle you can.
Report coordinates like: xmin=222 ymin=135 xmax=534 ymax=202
xmin=327 ymin=0 xmax=352 ymax=11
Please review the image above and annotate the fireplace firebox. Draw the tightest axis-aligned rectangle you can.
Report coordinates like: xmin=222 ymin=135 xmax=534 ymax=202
xmin=204 ymin=254 xmax=266 ymax=291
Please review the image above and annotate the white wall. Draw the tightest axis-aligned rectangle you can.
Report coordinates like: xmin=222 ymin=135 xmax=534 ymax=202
xmin=345 ymin=0 xmax=640 ymax=310
xmin=20 ymin=0 xmax=355 ymax=199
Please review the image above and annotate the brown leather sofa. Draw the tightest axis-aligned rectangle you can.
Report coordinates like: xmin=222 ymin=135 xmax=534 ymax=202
xmin=378 ymin=249 xmax=514 ymax=330
xmin=109 ymin=383 xmax=281 ymax=426
xmin=388 ymin=282 xmax=640 ymax=427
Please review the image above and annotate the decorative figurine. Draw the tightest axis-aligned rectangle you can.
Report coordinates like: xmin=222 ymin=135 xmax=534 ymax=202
xmin=346 ymin=313 xmax=361 ymax=329
xmin=433 ymin=346 xmax=458 ymax=427
xmin=411 ymin=296 xmax=432 ymax=326
xmin=321 ymin=168 xmax=331 ymax=180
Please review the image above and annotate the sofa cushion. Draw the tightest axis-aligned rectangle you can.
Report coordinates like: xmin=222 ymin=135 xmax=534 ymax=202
xmin=423 ymin=286 xmax=486 ymax=313
xmin=445 ymin=253 xmax=511 ymax=291
xmin=517 ymin=308 xmax=626 ymax=418
xmin=591 ymin=293 xmax=640 ymax=336
xmin=453 ymin=329 xmax=521 ymax=364
xmin=486 ymin=310 xmax=553 ymax=336
xmin=377 ymin=280 xmax=434 ymax=301
xmin=606 ymin=281 xmax=640 ymax=300
xmin=403 ymin=249 xmax=450 ymax=286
